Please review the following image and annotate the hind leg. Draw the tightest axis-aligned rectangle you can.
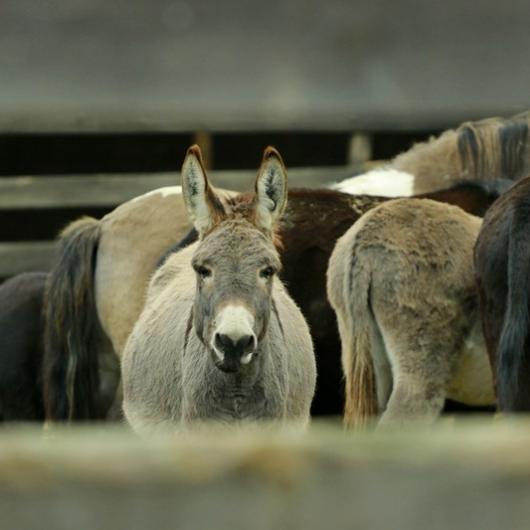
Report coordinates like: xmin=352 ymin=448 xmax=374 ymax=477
xmin=376 ymin=322 xmax=460 ymax=428
xmin=379 ymin=371 xmax=447 ymax=428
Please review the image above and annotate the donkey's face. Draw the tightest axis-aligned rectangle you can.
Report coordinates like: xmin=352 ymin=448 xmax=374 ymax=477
xmin=191 ymin=222 xmax=281 ymax=372
xmin=181 ymin=145 xmax=287 ymax=373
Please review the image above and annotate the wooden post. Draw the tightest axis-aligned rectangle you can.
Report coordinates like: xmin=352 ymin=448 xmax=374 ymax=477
xmin=347 ymin=132 xmax=372 ymax=166
xmin=193 ymin=131 xmax=214 ymax=169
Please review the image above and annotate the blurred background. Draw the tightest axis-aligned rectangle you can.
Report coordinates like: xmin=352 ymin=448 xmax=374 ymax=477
xmin=1 ymin=0 xmax=530 ymax=280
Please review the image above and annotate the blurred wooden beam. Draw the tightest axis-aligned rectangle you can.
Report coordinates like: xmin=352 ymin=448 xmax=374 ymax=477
xmin=2 ymin=422 xmax=530 ymax=530
xmin=0 ymin=241 xmax=57 ymax=277
xmin=1 ymin=0 xmax=529 ymax=133
xmin=0 ymin=166 xmax=362 ymax=210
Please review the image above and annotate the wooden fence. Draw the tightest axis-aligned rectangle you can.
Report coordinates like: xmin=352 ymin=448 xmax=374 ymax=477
xmin=0 ymin=165 xmax=364 ymax=278
xmin=1 ymin=420 xmax=530 ymax=530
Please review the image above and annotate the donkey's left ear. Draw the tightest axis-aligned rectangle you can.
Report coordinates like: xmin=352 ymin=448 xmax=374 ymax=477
xmin=181 ymin=145 xmax=225 ymax=236
xmin=255 ymin=147 xmax=288 ymax=231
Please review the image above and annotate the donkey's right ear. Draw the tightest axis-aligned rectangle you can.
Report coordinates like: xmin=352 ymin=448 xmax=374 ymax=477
xmin=181 ymin=145 xmax=225 ymax=236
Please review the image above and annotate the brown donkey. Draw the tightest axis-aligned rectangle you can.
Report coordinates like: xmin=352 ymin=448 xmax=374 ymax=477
xmin=327 ymin=199 xmax=495 ymax=427
xmin=121 ymin=147 xmax=316 ymax=434
xmin=474 ymin=175 xmax=530 ymax=411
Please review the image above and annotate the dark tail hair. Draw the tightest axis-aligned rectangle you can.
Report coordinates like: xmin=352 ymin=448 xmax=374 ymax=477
xmin=43 ymin=217 xmax=103 ymax=420
xmin=497 ymin=211 xmax=530 ymax=410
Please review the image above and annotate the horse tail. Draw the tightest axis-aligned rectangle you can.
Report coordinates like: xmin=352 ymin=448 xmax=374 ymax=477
xmin=43 ymin=217 xmax=103 ymax=421
xmin=327 ymin=241 xmax=377 ymax=429
xmin=496 ymin=210 xmax=530 ymax=411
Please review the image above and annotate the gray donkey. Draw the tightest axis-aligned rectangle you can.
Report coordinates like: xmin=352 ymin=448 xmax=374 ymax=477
xmin=121 ymin=146 xmax=316 ymax=435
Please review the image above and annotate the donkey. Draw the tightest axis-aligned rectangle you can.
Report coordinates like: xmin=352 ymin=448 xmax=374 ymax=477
xmin=474 ymin=175 xmax=530 ymax=411
xmin=0 ymin=272 xmax=46 ymax=421
xmin=334 ymin=110 xmax=530 ymax=196
xmin=43 ymin=113 xmax=521 ymax=422
xmin=327 ymin=199 xmax=495 ymax=428
xmin=121 ymin=146 xmax=316 ymax=434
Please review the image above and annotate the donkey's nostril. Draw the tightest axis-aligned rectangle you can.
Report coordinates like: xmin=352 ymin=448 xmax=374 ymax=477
xmin=214 ymin=332 xmax=255 ymax=359
xmin=215 ymin=332 xmax=234 ymax=350
xmin=242 ymin=335 xmax=254 ymax=349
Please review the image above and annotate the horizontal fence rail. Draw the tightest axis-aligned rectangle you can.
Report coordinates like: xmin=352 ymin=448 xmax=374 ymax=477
xmin=1 ymin=421 xmax=530 ymax=530
xmin=1 ymin=0 xmax=530 ymax=133
xmin=0 ymin=165 xmax=370 ymax=278
xmin=0 ymin=166 xmax=361 ymax=210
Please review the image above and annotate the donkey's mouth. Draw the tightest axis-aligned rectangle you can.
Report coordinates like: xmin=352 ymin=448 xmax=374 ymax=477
xmin=215 ymin=359 xmax=241 ymax=373
xmin=211 ymin=348 xmax=256 ymax=374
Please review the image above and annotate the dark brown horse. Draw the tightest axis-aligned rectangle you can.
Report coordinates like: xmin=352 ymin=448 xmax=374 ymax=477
xmin=0 ymin=272 xmax=46 ymax=421
xmin=475 ymin=175 xmax=530 ymax=411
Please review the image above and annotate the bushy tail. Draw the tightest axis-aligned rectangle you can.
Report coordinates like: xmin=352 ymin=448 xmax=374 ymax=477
xmin=328 ymin=254 xmax=377 ymax=428
xmin=497 ymin=213 xmax=530 ymax=411
xmin=43 ymin=217 xmax=103 ymax=421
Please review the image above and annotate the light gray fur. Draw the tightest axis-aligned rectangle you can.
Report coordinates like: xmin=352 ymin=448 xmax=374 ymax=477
xmin=121 ymin=148 xmax=316 ymax=435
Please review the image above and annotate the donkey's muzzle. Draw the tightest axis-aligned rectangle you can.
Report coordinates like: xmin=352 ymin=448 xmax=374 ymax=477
xmin=214 ymin=332 xmax=256 ymax=372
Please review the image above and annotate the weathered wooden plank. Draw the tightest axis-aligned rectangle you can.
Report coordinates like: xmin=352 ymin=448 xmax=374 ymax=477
xmin=0 ymin=166 xmax=360 ymax=210
xmin=0 ymin=241 xmax=57 ymax=277
xmin=1 ymin=0 xmax=529 ymax=132
xmin=0 ymin=165 xmax=367 ymax=277
xmin=1 ymin=421 xmax=530 ymax=530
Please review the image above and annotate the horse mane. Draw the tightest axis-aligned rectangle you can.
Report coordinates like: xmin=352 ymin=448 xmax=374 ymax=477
xmin=457 ymin=113 xmax=530 ymax=180
xmin=392 ymin=111 xmax=530 ymax=191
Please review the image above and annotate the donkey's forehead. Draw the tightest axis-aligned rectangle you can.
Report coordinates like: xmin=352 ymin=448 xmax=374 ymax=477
xmin=194 ymin=221 xmax=278 ymax=262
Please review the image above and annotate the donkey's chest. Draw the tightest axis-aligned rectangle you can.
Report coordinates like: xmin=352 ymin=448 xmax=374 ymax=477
xmin=184 ymin=376 xmax=281 ymax=422
xmin=215 ymin=383 xmax=269 ymax=420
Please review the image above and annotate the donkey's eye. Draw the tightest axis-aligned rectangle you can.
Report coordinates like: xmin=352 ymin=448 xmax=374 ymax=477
xmin=195 ymin=265 xmax=212 ymax=278
xmin=260 ymin=266 xmax=276 ymax=279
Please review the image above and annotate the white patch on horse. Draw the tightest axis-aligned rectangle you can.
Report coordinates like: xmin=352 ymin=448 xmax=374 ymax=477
xmin=332 ymin=168 xmax=415 ymax=197
xmin=131 ymin=186 xmax=182 ymax=202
